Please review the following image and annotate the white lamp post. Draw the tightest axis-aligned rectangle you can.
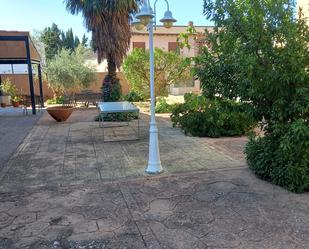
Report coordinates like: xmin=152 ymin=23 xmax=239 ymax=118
xmin=134 ymin=0 xmax=176 ymax=174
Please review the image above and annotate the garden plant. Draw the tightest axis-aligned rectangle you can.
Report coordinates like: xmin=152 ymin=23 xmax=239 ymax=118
xmin=0 ymin=78 xmax=23 ymax=106
xmin=198 ymin=0 xmax=309 ymax=192
xmin=45 ymin=45 xmax=95 ymax=97
xmin=171 ymin=93 xmax=256 ymax=137
xmin=123 ymin=48 xmax=192 ymax=98
xmin=155 ymin=97 xmax=177 ymax=113
xmin=123 ymin=90 xmax=145 ymax=102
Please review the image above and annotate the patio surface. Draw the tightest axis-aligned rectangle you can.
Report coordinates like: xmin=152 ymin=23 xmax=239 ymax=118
xmin=0 ymin=110 xmax=41 ymax=168
xmin=0 ymin=109 xmax=308 ymax=248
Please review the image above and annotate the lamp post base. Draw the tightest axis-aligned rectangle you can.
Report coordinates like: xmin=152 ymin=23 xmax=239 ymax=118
xmin=146 ymin=164 xmax=163 ymax=174
xmin=146 ymin=124 xmax=163 ymax=174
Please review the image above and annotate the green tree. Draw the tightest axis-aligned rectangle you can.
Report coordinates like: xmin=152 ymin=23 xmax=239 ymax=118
xmin=199 ymin=0 xmax=309 ymax=192
xmin=60 ymin=31 xmax=66 ymax=47
xmin=31 ymin=30 xmax=46 ymax=63
xmin=40 ymin=23 xmax=62 ymax=61
xmin=123 ymin=48 xmax=192 ymax=98
xmin=81 ymin=34 xmax=88 ymax=47
xmin=61 ymin=28 xmax=82 ymax=51
xmin=65 ymin=0 xmax=138 ymax=101
xmin=40 ymin=24 xmax=87 ymax=60
xmin=64 ymin=28 xmax=75 ymax=50
xmin=177 ymin=22 xmax=197 ymax=51
xmin=74 ymin=36 xmax=80 ymax=48
xmin=45 ymin=45 xmax=96 ymax=97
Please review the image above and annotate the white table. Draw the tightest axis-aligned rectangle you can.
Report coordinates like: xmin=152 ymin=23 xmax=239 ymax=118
xmin=97 ymin=101 xmax=140 ymax=142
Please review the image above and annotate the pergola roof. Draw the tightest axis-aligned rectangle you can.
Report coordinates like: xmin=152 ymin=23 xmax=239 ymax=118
xmin=0 ymin=30 xmax=41 ymax=63
xmin=0 ymin=30 xmax=43 ymax=114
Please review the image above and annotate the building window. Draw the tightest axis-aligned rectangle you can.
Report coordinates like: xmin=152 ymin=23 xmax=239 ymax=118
xmin=0 ymin=64 xmax=35 ymax=75
xmin=133 ymin=42 xmax=145 ymax=50
xmin=13 ymin=64 xmax=29 ymax=74
xmin=0 ymin=65 xmax=12 ymax=74
xmin=168 ymin=42 xmax=178 ymax=52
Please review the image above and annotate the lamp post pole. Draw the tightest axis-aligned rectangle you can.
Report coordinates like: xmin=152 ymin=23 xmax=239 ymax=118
xmin=146 ymin=18 xmax=163 ymax=174
xmin=134 ymin=0 xmax=176 ymax=174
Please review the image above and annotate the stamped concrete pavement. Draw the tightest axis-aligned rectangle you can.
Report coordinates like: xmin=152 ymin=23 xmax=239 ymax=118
xmin=0 ymin=109 xmax=308 ymax=248
xmin=0 ymin=114 xmax=40 ymax=168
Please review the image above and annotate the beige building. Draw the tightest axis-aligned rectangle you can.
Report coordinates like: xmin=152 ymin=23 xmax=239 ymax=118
xmin=129 ymin=25 xmax=210 ymax=57
xmin=85 ymin=25 xmax=210 ymax=96
xmin=90 ymin=24 xmax=210 ymax=72
xmin=129 ymin=25 xmax=209 ymax=95
xmin=298 ymin=0 xmax=309 ymax=23
xmin=1 ymin=25 xmax=210 ymax=99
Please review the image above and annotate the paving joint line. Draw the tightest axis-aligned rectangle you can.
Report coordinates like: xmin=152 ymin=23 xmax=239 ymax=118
xmin=119 ymin=182 xmax=163 ymax=249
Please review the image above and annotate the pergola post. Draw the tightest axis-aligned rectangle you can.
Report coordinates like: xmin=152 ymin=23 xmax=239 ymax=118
xmin=38 ymin=64 xmax=44 ymax=107
xmin=0 ymin=75 xmax=2 ymax=96
xmin=25 ymin=37 xmax=36 ymax=115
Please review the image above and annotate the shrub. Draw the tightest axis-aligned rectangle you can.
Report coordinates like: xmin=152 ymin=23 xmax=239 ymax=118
xmin=123 ymin=48 xmax=192 ymax=98
xmin=171 ymin=93 xmax=256 ymax=138
xmin=11 ymin=96 xmax=23 ymax=103
xmin=0 ymin=78 xmax=18 ymax=97
xmin=46 ymin=96 xmax=65 ymax=105
xmin=246 ymin=119 xmax=309 ymax=193
xmin=155 ymin=98 xmax=176 ymax=113
xmin=124 ymin=91 xmax=145 ymax=102
xmin=45 ymin=45 xmax=96 ymax=97
xmin=102 ymin=75 xmax=122 ymax=102
xmin=0 ymin=78 xmax=23 ymax=103
xmin=200 ymin=0 xmax=309 ymax=192
xmin=94 ymin=112 xmax=138 ymax=122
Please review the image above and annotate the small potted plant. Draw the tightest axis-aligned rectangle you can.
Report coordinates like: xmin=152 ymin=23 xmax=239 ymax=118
xmin=0 ymin=78 xmax=13 ymax=108
xmin=11 ymin=95 xmax=23 ymax=107
xmin=0 ymin=100 xmax=7 ymax=108
xmin=0 ymin=94 xmax=9 ymax=107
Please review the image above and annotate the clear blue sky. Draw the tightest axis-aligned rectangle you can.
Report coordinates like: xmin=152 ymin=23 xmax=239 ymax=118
xmin=0 ymin=0 xmax=210 ymax=39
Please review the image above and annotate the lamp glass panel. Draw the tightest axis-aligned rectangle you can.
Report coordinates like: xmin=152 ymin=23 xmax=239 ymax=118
xmin=140 ymin=16 xmax=151 ymax=25
xmin=135 ymin=23 xmax=145 ymax=30
xmin=163 ymin=21 xmax=173 ymax=28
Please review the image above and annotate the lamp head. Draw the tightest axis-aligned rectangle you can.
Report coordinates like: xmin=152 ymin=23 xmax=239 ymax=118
xmin=132 ymin=15 xmax=145 ymax=30
xmin=160 ymin=10 xmax=177 ymax=28
xmin=136 ymin=2 xmax=154 ymax=26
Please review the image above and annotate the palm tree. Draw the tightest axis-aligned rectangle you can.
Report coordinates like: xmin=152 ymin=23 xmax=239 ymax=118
xmin=65 ymin=0 xmax=138 ymax=101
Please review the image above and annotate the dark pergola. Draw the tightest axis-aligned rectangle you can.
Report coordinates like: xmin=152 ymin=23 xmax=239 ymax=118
xmin=0 ymin=32 xmax=44 ymax=115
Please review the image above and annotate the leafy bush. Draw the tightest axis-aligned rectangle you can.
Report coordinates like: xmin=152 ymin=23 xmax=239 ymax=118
xmin=45 ymin=45 xmax=96 ymax=97
xmin=94 ymin=112 xmax=138 ymax=122
xmin=123 ymin=48 xmax=192 ymax=98
xmin=124 ymin=91 xmax=145 ymax=102
xmin=246 ymin=119 xmax=309 ymax=193
xmin=11 ymin=96 xmax=23 ymax=103
xmin=0 ymin=78 xmax=23 ymax=103
xmin=46 ymin=96 xmax=65 ymax=105
xmin=102 ymin=75 xmax=122 ymax=102
xmin=200 ymin=0 xmax=309 ymax=192
xmin=171 ymin=93 xmax=256 ymax=137
xmin=0 ymin=78 xmax=18 ymax=97
xmin=155 ymin=98 xmax=176 ymax=113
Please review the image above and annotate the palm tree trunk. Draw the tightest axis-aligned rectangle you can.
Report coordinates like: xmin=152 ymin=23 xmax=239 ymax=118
xmin=107 ymin=54 xmax=117 ymax=78
xmin=102 ymin=55 xmax=121 ymax=101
